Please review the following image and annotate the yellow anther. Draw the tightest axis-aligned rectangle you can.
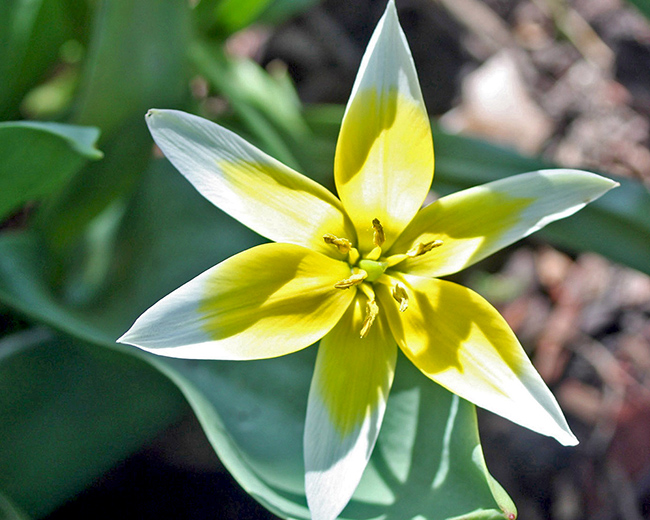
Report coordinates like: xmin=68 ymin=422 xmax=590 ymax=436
xmin=323 ymin=233 xmax=352 ymax=254
xmin=406 ymin=239 xmax=443 ymax=258
xmin=392 ymin=283 xmax=409 ymax=312
xmin=372 ymin=218 xmax=385 ymax=247
xmin=360 ymin=298 xmax=379 ymax=338
xmin=334 ymin=270 xmax=367 ymax=289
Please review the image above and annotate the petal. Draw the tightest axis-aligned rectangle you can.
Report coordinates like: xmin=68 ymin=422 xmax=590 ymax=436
xmin=377 ymin=274 xmax=578 ymax=446
xmin=391 ymin=169 xmax=618 ymax=277
xmin=305 ymin=295 xmax=397 ymax=520
xmin=118 ymin=243 xmax=355 ymax=360
xmin=334 ymin=0 xmax=433 ymax=253
xmin=146 ymin=109 xmax=355 ymax=257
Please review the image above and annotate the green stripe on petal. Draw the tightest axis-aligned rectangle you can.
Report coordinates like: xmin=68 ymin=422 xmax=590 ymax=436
xmin=334 ymin=0 xmax=433 ymax=253
xmin=391 ymin=169 xmax=618 ymax=278
xmin=118 ymin=243 xmax=355 ymax=360
xmin=378 ymin=274 xmax=578 ymax=446
xmin=305 ymin=295 xmax=396 ymax=520
xmin=146 ymin=109 xmax=355 ymax=257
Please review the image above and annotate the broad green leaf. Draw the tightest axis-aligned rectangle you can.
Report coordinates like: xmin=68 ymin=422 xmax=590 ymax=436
xmin=156 ymin=350 xmax=515 ymax=520
xmin=35 ymin=121 xmax=153 ymax=257
xmin=300 ymin=105 xmax=650 ymax=276
xmin=0 ymin=490 xmax=30 ymax=520
xmin=0 ymin=328 xmax=187 ymax=518
xmin=0 ymin=160 xmax=513 ymax=519
xmin=73 ymin=0 xmax=189 ymax=134
xmin=0 ymin=121 xmax=102 ymax=222
xmin=37 ymin=0 xmax=190 ymax=257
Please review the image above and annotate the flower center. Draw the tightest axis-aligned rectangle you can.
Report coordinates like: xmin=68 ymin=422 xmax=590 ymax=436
xmin=323 ymin=218 xmax=442 ymax=338
xmin=357 ymin=259 xmax=386 ymax=282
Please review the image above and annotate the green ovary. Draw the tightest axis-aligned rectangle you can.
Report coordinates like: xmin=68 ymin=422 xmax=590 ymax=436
xmin=358 ymin=259 xmax=387 ymax=282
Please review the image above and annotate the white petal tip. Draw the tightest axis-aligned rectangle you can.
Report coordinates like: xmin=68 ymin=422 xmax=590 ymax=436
xmin=116 ymin=329 xmax=135 ymax=346
xmin=573 ymin=170 xmax=619 ymax=192
xmin=557 ymin=431 xmax=579 ymax=447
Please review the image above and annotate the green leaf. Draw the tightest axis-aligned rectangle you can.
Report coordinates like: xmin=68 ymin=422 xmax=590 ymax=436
xmin=73 ymin=0 xmax=189 ymax=135
xmin=193 ymin=0 xmax=317 ymax=37
xmin=213 ymin=0 xmax=274 ymax=34
xmin=0 ymin=490 xmax=30 ymax=520
xmin=0 ymin=328 xmax=187 ymax=517
xmin=156 ymin=350 xmax=515 ymax=520
xmin=0 ymin=121 xmax=102 ymax=222
xmin=0 ymin=0 xmax=84 ymax=120
xmin=37 ymin=0 xmax=191 ymax=257
xmin=0 ymin=160 xmax=513 ymax=519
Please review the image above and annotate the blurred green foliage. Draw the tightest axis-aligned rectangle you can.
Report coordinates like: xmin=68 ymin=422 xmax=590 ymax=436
xmin=627 ymin=0 xmax=650 ymax=20
xmin=0 ymin=0 xmax=648 ymax=519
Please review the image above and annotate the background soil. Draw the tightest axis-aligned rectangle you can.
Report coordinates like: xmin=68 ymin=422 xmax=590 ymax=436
xmin=48 ymin=0 xmax=650 ymax=518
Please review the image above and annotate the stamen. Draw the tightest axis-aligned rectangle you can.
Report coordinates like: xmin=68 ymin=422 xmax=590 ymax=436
xmin=358 ymin=283 xmax=379 ymax=338
xmin=323 ymin=233 xmax=352 ymax=254
xmin=360 ymin=298 xmax=379 ymax=338
xmin=406 ymin=239 xmax=443 ymax=258
xmin=392 ymin=283 xmax=409 ymax=312
xmin=372 ymin=218 xmax=385 ymax=247
xmin=334 ymin=270 xmax=367 ymax=289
